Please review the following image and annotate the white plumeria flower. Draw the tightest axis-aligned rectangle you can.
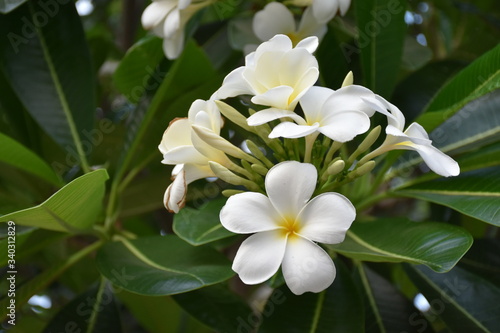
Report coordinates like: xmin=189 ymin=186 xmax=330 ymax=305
xmin=287 ymin=0 xmax=351 ymax=23
xmin=364 ymin=96 xmax=460 ymax=177
xmin=220 ymin=161 xmax=356 ymax=295
xmin=247 ymin=83 xmax=380 ymax=142
xmin=214 ymin=34 xmax=320 ymax=111
xmin=141 ymin=0 xmax=209 ymax=59
xmin=159 ymin=100 xmax=231 ymax=212
xmin=250 ymin=3 xmax=327 ymax=50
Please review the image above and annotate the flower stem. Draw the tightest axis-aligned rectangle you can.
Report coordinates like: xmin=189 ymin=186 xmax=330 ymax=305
xmin=304 ymin=132 xmax=319 ymax=163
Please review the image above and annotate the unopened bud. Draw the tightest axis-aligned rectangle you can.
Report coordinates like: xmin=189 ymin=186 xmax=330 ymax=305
xmin=222 ymin=189 xmax=245 ymax=197
xmin=348 ymin=161 xmax=376 ymax=179
xmin=209 ymin=161 xmax=261 ymax=192
xmin=348 ymin=126 xmax=381 ymax=164
xmin=251 ymin=164 xmax=268 ymax=176
xmin=342 ymin=71 xmax=354 ymax=87
xmin=246 ymin=140 xmax=274 ymax=168
xmin=327 ymin=159 xmax=345 ymax=176
xmin=215 ymin=101 xmax=252 ymax=131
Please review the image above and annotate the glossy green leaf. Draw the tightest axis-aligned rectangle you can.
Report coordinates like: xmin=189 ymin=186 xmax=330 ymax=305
xmin=417 ymin=43 xmax=500 ymax=131
xmin=0 ymin=169 xmax=109 ymax=232
xmin=95 ymin=235 xmax=234 ymax=296
xmin=355 ymin=264 xmax=431 ymax=333
xmin=405 ymin=265 xmax=500 ymax=333
xmin=354 ymin=0 xmax=406 ymax=98
xmin=173 ymin=284 xmax=252 ymax=333
xmin=457 ymin=141 xmax=500 ymax=172
xmin=0 ymin=241 xmax=103 ymax=321
xmin=42 ymin=280 xmax=122 ymax=333
xmin=173 ymin=198 xmax=234 ymax=246
xmin=329 ymin=218 xmax=472 ymax=272
xmin=0 ymin=132 xmax=62 ymax=186
xmin=396 ymin=167 xmax=500 ymax=226
xmin=113 ymin=35 xmax=166 ymax=104
xmin=0 ymin=0 xmax=27 ymax=13
xmin=429 ymin=90 xmax=500 ymax=155
xmin=258 ymin=260 xmax=363 ymax=333
xmin=0 ymin=1 xmax=96 ymax=169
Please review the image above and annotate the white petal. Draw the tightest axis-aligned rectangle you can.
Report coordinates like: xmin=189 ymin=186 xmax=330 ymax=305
xmin=251 ymin=86 xmax=294 ymax=110
xmin=158 ymin=118 xmax=192 ymax=154
xmin=220 ymin=192 xmax=281 ymax=234
xmin=163 ymin=8 xmax=181 ymax=38
xmin=253 ymin=2 xmax=295 ymax=41
xmin=247 ymin=108 xmax=305 ymax=126
xmin=177 ymin=0 xmax=191 ymax=10
xmin=161 ymin=145 xmax=208 ymax=165
xmin=269 ymin=122 xmax=319 ymax=138
xmin=232 ymin=230 xmax=287 ymax=285
xmin=297 ymin=8 xmax=328 ymax=40
xmin=387 ymin=125 xmax=430 ymax=146
xmin=141 ymin=1 xmax=175 ymax=29
xmin=265 ymin=161 xmax=317 ymax=218
xmin=405 ymin=122 xmax=430 ymax=140
xmin=254 ymin=34 xmax=293 ymax=60
xmin=339 ymin=0 xmax=351 ymax=16
xmin=162 ymin=28 xmax=185 ymax=59
xmin=297 ymin=193 xmax=355 ymax=244
xmin=323 ymin=85 xmax=378 ymax=116
xmin=188 ymin=99 xmax=222 ymax=133
xmin=216 ymin=67 xmax=252 ymax=99
xmin=410 ymin=144 xmax=460 ymax=177
xmin=288 ymin=67 xmax=320 ymax=108
xmin=183 ymin=163 xmax=214 ymax=183
xmin=312 ymin=0 xmax=339 ymax=23
xmin=282 ymin=236 xmax=336 ymax=295
xmin=318 ymin=110 xmax=370 ymax=142
xmin=300 ymin=86 xmax=335 ymax=123
xmin=164 ymin=169 xmax=187 ymax=213
xmin=279 ymin=48 xmax=319 ymax=91
xmin=295 ymin=36 xmax=320 ymax=53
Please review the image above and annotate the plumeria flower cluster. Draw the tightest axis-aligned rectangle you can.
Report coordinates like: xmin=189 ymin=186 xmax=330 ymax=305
xmin=142 ymin=0 xmax=352 ymax=59
xmin=158 ymin=34 xmax=459 ymax=295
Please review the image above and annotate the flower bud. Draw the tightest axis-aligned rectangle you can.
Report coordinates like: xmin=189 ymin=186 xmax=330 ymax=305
xmin=215 ymin=101 xmax=253 ymax=131
xmin=348 ymin=161 xmax=376 ymax=180
xmin=209 ymin=161 xmax=262 ymax=192
xmin=348 ymin=126 xmax=381 ymax=164
xmin=327 ymin=159 xmax=345 ymax=176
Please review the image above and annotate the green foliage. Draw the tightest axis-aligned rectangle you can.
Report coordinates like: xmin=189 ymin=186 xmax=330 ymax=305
xmin=0 ymin=0 xmax=498 ymax=331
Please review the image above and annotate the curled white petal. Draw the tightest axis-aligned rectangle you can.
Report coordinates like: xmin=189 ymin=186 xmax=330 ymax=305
xmin=269 ymin=122 xmax=319 ymax=139
xmin=164 ymin=168 xmax=187 ymax=213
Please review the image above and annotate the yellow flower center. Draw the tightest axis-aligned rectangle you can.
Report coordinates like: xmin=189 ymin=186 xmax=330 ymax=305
xmin=279 ymin=216 xmax=301 ymax=240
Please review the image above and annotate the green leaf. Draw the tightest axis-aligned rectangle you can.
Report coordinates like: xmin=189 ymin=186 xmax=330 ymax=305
xmin=0 ymin=240 xmax=103 ymax=321
xmin=112 ymin=35 xmax=166 ymax=104
xmin=0 ymin=132 xmax=62 ymax=186
xmin=42 ymin=280 xmax=122 ymax=333
xmin=355 ymin=264 xmax=431 ymax=333
xmin=457 ymin=141 xmax=500 ymax=172
xmin=354 ymin=0 xmax=407 ymax=98
xmin=0 ymin=0 xmax=27 ymax=13
xmin=396 ymin=167 xmax=500 ymax=226
xmin=405 ymin=265 xmax=500 ymax=333
xmin=0 ymin=1 xmax=96 ymax=170
xmin=173 ymin=284 xmax=253 ymax=333
xmin=329 ymin=218 xmax=473 ymax=272
xmin=258 ymin=259 xmax=364 ymax=333
xmin=0 ymin=169 xmax=109 ymax=232
xmin=316 ymin=28 xmax=349 ymax=90
xmin=173 ymin=198 xmax=234 ymax=246
xmin=417 ymin=43 xmax=500 ymax=131
xmin=95 ymin=235 xmax=234 ymax=296
xmin=429 ymin=90 xmax=500 ymax=155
